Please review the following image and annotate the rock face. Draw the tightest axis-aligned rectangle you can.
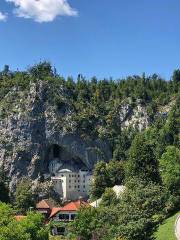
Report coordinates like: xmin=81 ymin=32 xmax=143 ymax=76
xmin=116 ymin=100 xmax=150 ymax=131
xmin=0 ymin=81 xmax=111 ymax=191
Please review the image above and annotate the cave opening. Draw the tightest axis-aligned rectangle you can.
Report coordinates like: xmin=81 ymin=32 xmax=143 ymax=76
xmin=53 ymin=144 xmax=61 ymax=158
xmin=44 ymin=144 xmax=88 ymax=176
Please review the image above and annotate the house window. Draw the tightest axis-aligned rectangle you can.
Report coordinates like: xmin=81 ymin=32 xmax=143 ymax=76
xmin=71 ymin=214 xmax=76 ymax=220
xmin=83 ymin=180 xmax=85 ymax=183
xmin=69 ymin=186 xmax=71 ymax=188
xmin=61 ymin=174 xmax=64 ymax=177
xmin=83 ymin=185 xmax=85 ymax=188
xmin=59 ymin=214 xmax=69 ymax=220
xmin=69 ymin=174 xmax=71 ymax=177
xmin=78 ymin=185 xmax=80 ymax=188
xmin=69 ymin=180 xmax=71 ymax=183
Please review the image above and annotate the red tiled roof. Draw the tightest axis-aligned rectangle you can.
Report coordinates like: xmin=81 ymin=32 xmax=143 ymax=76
xmin=15 ymin=215 xmax=26 ymax=221
xmin=60 ymin=200 xmax=88 ymax=211
xmin=49 ymin=200 xmax=88 ymax=218
xmin=36 ymin=199 xmax=53 ymax=209
xmin=49 ymin=207 xmax=62 ymax=218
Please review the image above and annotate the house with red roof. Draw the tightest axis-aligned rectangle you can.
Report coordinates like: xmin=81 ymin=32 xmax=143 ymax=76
xmin=50 ymin=199 xmax=88 ymax=222
xmin=49 ymin=199 xmax=89 ymax=236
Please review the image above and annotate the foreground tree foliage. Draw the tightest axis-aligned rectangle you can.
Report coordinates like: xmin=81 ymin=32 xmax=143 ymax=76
xmin=99 ymin=187 xmax=118 ymax=207
xmin=115 ymin=179 xmax=167 ymax=240
xmin=0 ymin=202 xmax=48 ymax=240
xmin=71 ymin=180 xmax=167 ymax=240
xmin=159 ymin=146 xmax=180 ymax=212
xmin=160 ymin=146 xmax=180 ymax=193
xmin=90 ymin=161 xmax=125 ymax=199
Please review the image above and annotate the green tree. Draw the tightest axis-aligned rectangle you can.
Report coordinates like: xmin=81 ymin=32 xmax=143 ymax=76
xmin=0 ymin=203 xmax=48 ymax=240
xmin=100 ymin=187 xmax=118 ymax=207
xmin=106 ymin=160 xmax=125 ymax=186
xmin=90 ymin=162 xmax=110 ymax=199
xmin=90 ymin=161 xmax=125 ymax=200
xmin=28 ymin=61 xmax=54 ymax=79
xmin=160 ymin=146 xmax=180 ymax=194
xmin=15 ymin=178 xmax=35 ymax=214
xmin=126 ymin=134 xmax=160 ymax=183
xmin=158 ymin=98 xmax=180 ymax=155
xmin=115 ymin=179 xmax=166 ymax=240
xmin=0 ymin=202 xmax=29 ymax=240
xmin=172 ymin=69 xmax=180 ymax=92
xmin=20 ymin=212 xmax=49 ymax=240
xmin=71 ymin=207 xmax=100 ymax=240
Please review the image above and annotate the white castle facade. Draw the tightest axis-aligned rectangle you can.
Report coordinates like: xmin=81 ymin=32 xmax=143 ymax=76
xmin=51 ymin=168 xmax=92 ymax=200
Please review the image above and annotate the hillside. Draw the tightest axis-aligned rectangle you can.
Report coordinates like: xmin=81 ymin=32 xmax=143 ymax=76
xmin=0 ymin=62 xmax=179 ymax=195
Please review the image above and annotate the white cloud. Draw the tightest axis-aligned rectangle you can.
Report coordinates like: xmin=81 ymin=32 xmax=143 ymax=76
xmin=6 ymin=0 xmax=78 ymax=22
xmin=0 ymin=12 xmax=7 ymax=21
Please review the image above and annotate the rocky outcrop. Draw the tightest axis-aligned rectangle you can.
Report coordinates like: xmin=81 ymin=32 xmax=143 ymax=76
xmin=114 ymin=99 xmax=151 ymax=131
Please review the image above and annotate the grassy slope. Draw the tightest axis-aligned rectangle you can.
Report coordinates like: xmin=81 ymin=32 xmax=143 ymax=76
xmin=155 ymin=212 xmax=180 ymax=240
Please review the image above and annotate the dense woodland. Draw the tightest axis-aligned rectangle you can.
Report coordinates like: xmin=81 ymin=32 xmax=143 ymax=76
xmin=0 ymin=62 xmax=180 ymax=240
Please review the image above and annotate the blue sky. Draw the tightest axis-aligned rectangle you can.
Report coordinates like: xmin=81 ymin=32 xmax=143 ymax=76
xmin=0 ymin=0 xmax=180 ymax=80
